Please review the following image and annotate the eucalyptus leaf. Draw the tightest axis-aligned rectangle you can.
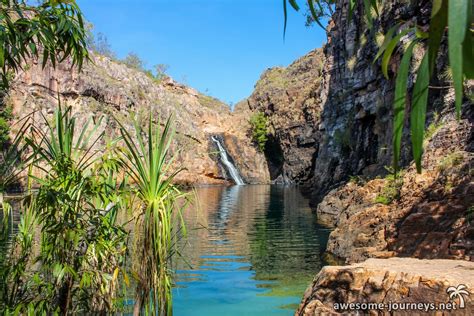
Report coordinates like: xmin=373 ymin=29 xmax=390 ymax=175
xmin=381 ymin=28 xmax=412 ymax=79
xmin=448 ymin=0 xmax=469 ymax=119
xmin=393 ymin=40 xmax=418 ymax=172
xmin=410 ymin=54 xmax=430 ymax=173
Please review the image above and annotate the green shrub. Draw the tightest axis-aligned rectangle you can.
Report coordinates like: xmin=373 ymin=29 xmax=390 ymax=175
xmin=249 ymin=112 xmax=268 ymax=152
xmin=424 ymin=112 xmax=443 ymax=143
xmin=121 ymin=52 xmax=146 ymax=71
xmin=466 ymin=206 xmax=473 ymax=225
xmin=0 ymin=105 xmax=13 ymax=146
xmin=437 ymin=152 xmax=464 ymax=172
xmin=374 ymin=172 xmax=403 ymax=205
xmin=349 ymin=175 xmax=367 ymax=186
xmin=1 ymin=106 xmax=188 ymax=314
xmin=334 ymin=127 xmax=352 ymax=153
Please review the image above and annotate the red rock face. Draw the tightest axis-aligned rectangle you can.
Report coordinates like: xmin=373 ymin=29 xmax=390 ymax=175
xmin=236 ymin=49 xmax=325 ymax=184
xmin=8 ymin=54 xmax=270 ymax=186
xmin=317 ymin=106 xmax=473 ymax=263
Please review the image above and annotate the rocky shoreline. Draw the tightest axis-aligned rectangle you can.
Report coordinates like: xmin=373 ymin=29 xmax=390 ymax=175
xmin=318 ymin=106 xmax=473 ymax=263
xmin=296 ymin=258 xmax=474 ymax=315
xmin=295 ymin=104 xmax=473 ymax=314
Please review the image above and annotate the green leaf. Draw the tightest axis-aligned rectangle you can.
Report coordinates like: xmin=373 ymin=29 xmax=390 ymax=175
xmin=374 ymin=23 xmax=400 ymax=62
xmin=381 ymin=28 xmax=412 ymax=79
xmin=463 ymin=30 xmax=474 ymax=78
xmin=308 ymin=0 xmax=325 ymax=30
xmin=283 ymin=0 xmax=289 ymax=38
xmin=428 ymin=0 xmax=447 ymax=75
xmin=364 ymin=0 xmax=373 ymax=28
xmin=410 ymin=54 xmax=430 ymax=173
xmin=462 ymin=0 xmax=474 ymax=79
xmin=448 ymin=0 xmax=469 ymax=119
xmin=0 ymin=45 xmax=4 ymax=68
xmin=370 ymin=0 xmax=379 ymax=16
xmin=393 ymin=40 xmax=417 ymax=172
xmin=415 ymin=26 xmax=429 ymax=39
xmin=282 ymin=0 xmax=301 ymax=38
xmin=288 ymin=0 xmax=300 ymax=11
xmin=348 ymin=0 xmax=356 ymax=22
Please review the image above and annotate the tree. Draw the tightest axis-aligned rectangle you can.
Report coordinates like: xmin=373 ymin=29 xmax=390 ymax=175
xmin=92 ymin=32 xmax=116 ymax=59
xmin=284 ymin=0 xmax=473 ymax=173
xmin=122 ymin=52 xmax=145 ymax=71
xmin=250 ymin=112 xmax=269 ymax=152
xmin=154 ymin=63 xmax=169 ymax=80
xmin=0 ymin=0 xmax=89 ymax=89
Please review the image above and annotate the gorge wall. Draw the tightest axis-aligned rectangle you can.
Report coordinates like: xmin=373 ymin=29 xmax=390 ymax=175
xmin=239 ymin=0 xmax=456 ymax=202
xmin=235 ymin=49 xmax=325 ymax=184
xmin=7 ymin=54 xmax=270 ymax=186
xmin=236 ymin=1 xmax=473 ymax=313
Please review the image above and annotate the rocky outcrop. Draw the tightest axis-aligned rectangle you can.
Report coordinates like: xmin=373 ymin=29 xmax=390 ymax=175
xmin=317 ymin=104 xmax=473 ymax=263
xmin=7 ymin=54 xmax=270 ymax=185
xmin=296 ymin=258 xmax=474 ymax=315
xmin=236 ymin=49 xmax=325 ymax=183
xmin=281 ymin=0 xmax=473 ymax=313
xmin=307 ymin=0 xmax=446 ymax=203
xmin=240 ymin=1 xmax=454 ymax=200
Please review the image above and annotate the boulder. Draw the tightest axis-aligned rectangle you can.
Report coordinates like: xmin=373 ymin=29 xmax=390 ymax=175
xmin=297 ymin=258 xmax=474 ymax=315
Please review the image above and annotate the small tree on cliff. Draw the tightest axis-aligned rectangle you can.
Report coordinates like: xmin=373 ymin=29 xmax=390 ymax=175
xmin=250 ymin=112 xmax=269 ymax=152
xmin=122 ymin=52 xmax=146 ymax=71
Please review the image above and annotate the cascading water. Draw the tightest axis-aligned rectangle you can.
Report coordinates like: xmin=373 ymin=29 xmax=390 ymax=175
xmin=211 ymin=136 xmax=245 ymax=185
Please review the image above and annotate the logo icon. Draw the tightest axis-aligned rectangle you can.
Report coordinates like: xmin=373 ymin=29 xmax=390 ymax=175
xmin=447 ymin=284 xmax=470 ymax=309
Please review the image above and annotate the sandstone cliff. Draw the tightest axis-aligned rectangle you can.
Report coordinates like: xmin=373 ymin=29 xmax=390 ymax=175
xmin=7 ymin=54 xmax=269 ymax=185
xmin=234 ymin=0 xmax=473 ymax=313
xmin=236 ymin=49 xmax=325 ymax=184
xmin=318 ymin=104 xmax=473 ymax=263
xmin=239 ymin=1 xmax=456 ymax=202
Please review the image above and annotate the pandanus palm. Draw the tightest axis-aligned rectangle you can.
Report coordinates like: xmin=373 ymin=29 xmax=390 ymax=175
xmin=117 ymin=116 xmax=187 ymax=316
xmin=22 ymin=105 xmax=128 ymax=314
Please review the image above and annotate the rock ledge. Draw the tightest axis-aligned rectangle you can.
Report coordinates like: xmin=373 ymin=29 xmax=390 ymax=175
xmin=297 ymin=258 xmax=474 ymax=315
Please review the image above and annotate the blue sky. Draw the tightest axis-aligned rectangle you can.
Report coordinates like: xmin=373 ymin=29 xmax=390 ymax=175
xmin=77 ymin=0 xmax=326 ymax=105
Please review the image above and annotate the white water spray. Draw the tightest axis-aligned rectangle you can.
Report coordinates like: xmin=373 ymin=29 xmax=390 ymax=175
xmin=211 ymin=136 xmax=245 ymax=185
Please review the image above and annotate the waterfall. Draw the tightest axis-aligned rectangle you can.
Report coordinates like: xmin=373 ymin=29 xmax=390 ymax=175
xmin=211 ymin=136 xmax=245 ymax=185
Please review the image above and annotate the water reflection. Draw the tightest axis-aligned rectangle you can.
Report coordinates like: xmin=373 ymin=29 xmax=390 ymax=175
xmin=173 ymin=185 xmax=331 ymax=316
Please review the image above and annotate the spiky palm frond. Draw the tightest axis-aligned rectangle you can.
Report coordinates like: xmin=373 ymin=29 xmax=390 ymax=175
xmin=117 ymin=115 xmax=188 ymax=316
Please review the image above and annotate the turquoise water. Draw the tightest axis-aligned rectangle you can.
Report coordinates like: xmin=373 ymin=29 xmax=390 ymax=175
xmin=173 ymin=185 xmax=331 ymax=316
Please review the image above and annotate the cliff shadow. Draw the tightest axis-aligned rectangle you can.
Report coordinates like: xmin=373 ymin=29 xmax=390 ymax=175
xmin=309 ymin=0 xmax=448 ymax=206
xmin=263 ymin=134 xmax=285 ymax=181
